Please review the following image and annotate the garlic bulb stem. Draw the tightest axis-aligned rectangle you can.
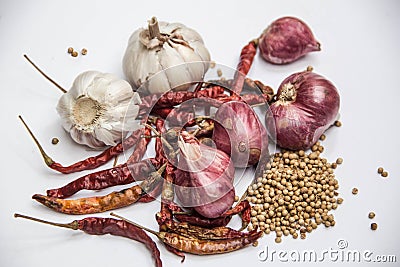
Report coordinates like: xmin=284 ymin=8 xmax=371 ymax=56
xmin=23 ymin=54 xmax=67 ymax=93
xmin=148 ymin=17 xmax=161 ymax=39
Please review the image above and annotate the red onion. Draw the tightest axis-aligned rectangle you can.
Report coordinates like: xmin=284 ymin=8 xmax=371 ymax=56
xmin=267 ymin=68 xmax=340 ymax=150
xmin=212 ymin=101 xmax=268 ymax=167
xmin=175 ymin=132 xmax=235 ymax=218
xmin=259 ymin=17 xmax=320 ymax=64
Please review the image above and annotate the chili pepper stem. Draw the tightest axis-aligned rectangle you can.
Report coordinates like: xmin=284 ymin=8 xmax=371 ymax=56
xmin=14 ymin=213 xmax=79 ymax=230
xmin=143 ymin=123 xmax=175 ymax=152
xmin=23 ymin=54 xmax=67 ymax=93
xmin=110 ymin=212 xmax=161 ymax=238
xmin=18 ymin=115 xmax=55 ymax=166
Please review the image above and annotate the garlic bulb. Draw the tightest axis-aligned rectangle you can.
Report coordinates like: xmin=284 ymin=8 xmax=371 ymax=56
xmin=123 ymin=17 xmax=211 ymax=94
xmin=56 ymin=71 xmax=141 ymax=149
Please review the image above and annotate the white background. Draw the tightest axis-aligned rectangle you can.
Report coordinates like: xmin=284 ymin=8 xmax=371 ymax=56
xmin=1 ymin=0 xmax=400 ymax=266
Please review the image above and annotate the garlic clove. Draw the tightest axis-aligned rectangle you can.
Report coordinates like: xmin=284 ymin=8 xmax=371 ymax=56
xmin=159 ymin=45 xmax=193 ymax=90
xmin=173 ymin=44 xmax=205 ymax=81
xmin=94 ymin=127 xmax=117 ymax=146
xmin=188 ymin=40 xmax=211 ymax=69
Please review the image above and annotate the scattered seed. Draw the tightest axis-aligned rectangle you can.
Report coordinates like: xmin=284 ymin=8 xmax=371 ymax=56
xmin=334 ymin=121 xmax=342 ymax=127
xmin=368 ymin=212 xmax=375 ymax=219
xmin=217 ymin=69 xmax=223 ymax=77
xmin=67 ymin=47 xmax=74 ymax=54
xmin=71 ymin=51 xmax=78 ymax=57
xmin=352 ymin=188 xmax=358 ymax=195
xmin=381 ymin=171 xmax=388 ymax=178
xmin=377 ymin=167 xmax=384 ymax=174
xmin=336 ymin=158 xmax=343 ymax=164
xmin=51 ymin=137 xmax=59 ymax=145
xmin=252 ymin=241 xmax=259 ymax=247
xmin=81 ymin=48 xmax=88 ymax=55
xmin=337 ymin=198 xmax=343 ymax=204
xmin=234 ymin=195 xmax=239 ymax=202
xmin=370 ymin=223 xmax=378 ymax=230
xmin=319 ymin=134 xmax=326 ymax=141
xmin=275 ymin=237 xmax=282 ymax=243
xmin=210 ymin=61 xmax=216 ymax=69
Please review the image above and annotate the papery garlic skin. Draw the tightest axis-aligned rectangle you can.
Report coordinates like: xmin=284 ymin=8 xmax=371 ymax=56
xmin=56 ymin=71 xmax=141 ymax=149
xmin=123 ymin=18 xmax=211 ymax=94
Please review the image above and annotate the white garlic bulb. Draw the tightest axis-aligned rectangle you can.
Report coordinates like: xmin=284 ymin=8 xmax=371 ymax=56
xmin=56 ymin=71 xmax=141 ymax=149
xmin=123 ymin=17 xmax=211 ymax=94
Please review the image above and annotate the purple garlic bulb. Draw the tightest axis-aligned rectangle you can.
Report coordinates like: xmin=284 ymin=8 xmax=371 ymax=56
xmin=259 ymin=17 xmax=320 ymax=64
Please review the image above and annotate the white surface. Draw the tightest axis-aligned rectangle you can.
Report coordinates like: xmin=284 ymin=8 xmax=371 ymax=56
xmin=1 ymin=0 xmax=400 ymax=266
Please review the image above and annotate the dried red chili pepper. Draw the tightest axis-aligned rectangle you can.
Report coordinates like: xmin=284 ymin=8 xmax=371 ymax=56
xmin=159 ymin=218 xmax=248 ymax=240
xmin=19 ymin=115 xmax=147 ymax=174
xmin=112 ymin=213 xmax=262 ymax=255
xmin=127 ymin=126 xmax=152 ymax=164
xmin=232 ymin=40 xmax=258 ymax=94
xmin=33 ymin=165 xmax=165 ymax=214
xmin=47 ymin=158 xmax=161 ymax=198
xmin=164 ymin=244 xmax=186 ymax=262
xmin=139 ymin=86 xmax=225 ymax=112
xmin=174 ymin=210 xmax=232 ymax=228
xmin=173 ymin=200 xmax=251 ymax=228
xmin=14 ymin=213 xmax=162 ymax=267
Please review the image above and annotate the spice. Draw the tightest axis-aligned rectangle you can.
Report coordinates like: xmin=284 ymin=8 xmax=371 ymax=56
xmin=217 ymin=69 xmax=223 ymax=77
xmin=336 ymin=158 xmax=343 ymax=164
xmin=67 ymin=47 xmax=74 ymax=54
xmin=368 ymin=212 xmax=375 ymax=219
xmin=71 ymin=51 xmax=78 ymax=57
xmin=334 ymin=121 xmax=342 ymax=127
xmin=352 ymin=188 xmax=358 ymax=195
xmin=210 ymin=61 xmax=216 ymax=68
xmin=51 ymin=137 xmax=59 ymax=145
xmin=377 ymin=167 xmax=383 ymax=174
xmin=14 ymin=214 xmax=162 ymax=267
xmin=112 ymin=213 xmax=262 ymax=255
xmin=370 ymin=223 xmax=378 ymax=230
xmin=122 ymin=17 xmax=211 ymax=94
xmin=319 ymin=134 xmax=326 ymax=141
xmin=381 ymin=171 xmax=388 ymax=178
xmin=246 ymin=144 xmax=341 ymax=241
xmin=231 ymin=40 xmax=258 ymax=94
xmin=81 ymin=48 xmax=88 ymax=55
xmin=19 ymin=116 xmax=148 ymax=174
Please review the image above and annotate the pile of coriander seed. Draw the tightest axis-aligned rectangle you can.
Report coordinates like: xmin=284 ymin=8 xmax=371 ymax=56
xmin=246 ymin=142 xmax=343 ymax=243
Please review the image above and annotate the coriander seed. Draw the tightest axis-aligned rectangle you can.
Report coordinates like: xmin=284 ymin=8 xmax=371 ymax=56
xmin=381 ymin=171 xmax=388 ymax=178
xmin=81 ymin=48 xmax=88 ymax=55
xmin=336 ymin=158 xmax=343 ymax=164
xmin=370 ymin=223 xmax=378 ymax=230
xmin=71 ymin=51 xmax=78 ymax=57
xmin=368 ymin=212 xmax=375 ymax=219
xmin=51 ymin=137 xmax=59 ymax=145
xmin=377 ymin=167 xmax=383 ymax=174
xmin=319 ymin=134 xmax=326 ymax=141
xmin=334 ymin=121 xmax=342 ymax=127
xmin=352 ymin=188 xmax=358 ymax=195
xmin=217 ymin=69 xmax=222 ymax=77
xmin=67 ymin=47 xmax=74 ymax=54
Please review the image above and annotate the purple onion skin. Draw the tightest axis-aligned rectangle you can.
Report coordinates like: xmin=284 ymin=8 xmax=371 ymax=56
xmin=259 ymin=17 xmax=320 ymax=64
xmin=268 ymin=70 xmax=340 ymax=150
xmin=212 ymin=101 xmax=268 ymax=168
xmin=175 ymin=136 xmax=235 ymax=219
